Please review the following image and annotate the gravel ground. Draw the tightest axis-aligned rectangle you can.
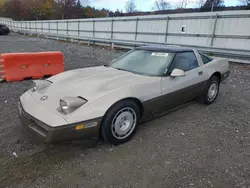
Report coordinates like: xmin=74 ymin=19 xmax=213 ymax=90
xmin=0 ymin=34 xmax=250 ymax=188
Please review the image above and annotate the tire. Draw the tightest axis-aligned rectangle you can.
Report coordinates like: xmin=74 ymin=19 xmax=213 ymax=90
xmin=3 ymin=28 xmax=10 ymax=35
xmin=4 ymin=30 xmax=10 ymax=35
xmin=200 ymin=76 xmax=220 ymax=105
xmin=101 ymin=100 xmax=140 ymax=145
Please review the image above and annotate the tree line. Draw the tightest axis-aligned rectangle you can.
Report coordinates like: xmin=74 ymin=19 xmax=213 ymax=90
xmin=0 ymin=0 xmax=110 ymax=20
xmin=126 ymin=0 xmax=249 ymax=13
xmin=0 ymin=0 xmax=249 ymax=21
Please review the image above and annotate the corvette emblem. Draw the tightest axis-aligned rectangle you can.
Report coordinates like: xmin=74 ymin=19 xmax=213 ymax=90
xmin=40 ymin=96 xmax=48 ymax=101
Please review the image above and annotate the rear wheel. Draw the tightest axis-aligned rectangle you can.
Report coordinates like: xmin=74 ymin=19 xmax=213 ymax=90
xmin=101 ymin=100 xmax=140 ymax=145
xmin=200 ymin=76 xmax=220 ymax=105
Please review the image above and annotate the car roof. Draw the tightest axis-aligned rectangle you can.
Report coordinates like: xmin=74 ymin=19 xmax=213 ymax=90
xmin=136 ymin=45 xmax=193 ymax=53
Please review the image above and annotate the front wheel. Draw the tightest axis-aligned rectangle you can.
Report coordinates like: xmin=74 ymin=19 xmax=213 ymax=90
xmin=101 ymin=100 xmax=140 ymax=145
xmin=200 ymin=76 xmax=220 ymax=105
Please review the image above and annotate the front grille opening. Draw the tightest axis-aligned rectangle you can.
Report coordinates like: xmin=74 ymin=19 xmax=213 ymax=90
xmin=29 ymin=123 xmax=49 ymax=137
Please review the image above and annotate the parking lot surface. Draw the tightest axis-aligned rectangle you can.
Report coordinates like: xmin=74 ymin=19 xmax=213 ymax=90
xmin=0 ymin=34 xmax=250 ymax=188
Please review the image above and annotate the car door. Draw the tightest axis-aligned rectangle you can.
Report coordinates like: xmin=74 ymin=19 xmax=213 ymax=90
xmin=160 ymin=51 xmax=207 ymax=110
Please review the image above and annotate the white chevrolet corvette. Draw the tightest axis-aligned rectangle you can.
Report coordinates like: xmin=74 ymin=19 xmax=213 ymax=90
xmin=19 ymin=46 xmax=230 ymax=145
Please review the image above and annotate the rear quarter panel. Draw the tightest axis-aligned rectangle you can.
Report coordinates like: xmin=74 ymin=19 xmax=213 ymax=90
xmin=205 ymin=58 xmax=229 ymax=74
xmin=193 ymin=49 xmax=229 ymax=80
xmin=201 ymin=58 xmax=230 ymax=81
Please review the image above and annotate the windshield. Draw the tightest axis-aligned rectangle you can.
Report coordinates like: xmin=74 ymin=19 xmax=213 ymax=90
xmin=110 ymin=50 xmax=175 ymax=76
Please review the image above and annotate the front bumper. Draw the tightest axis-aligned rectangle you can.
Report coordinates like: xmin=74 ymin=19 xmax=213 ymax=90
xmin=18 ymin=102 xmax=102 ymax=143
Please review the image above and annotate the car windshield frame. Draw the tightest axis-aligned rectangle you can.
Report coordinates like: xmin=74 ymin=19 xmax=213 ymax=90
xmin=108 ymin=49 xmax=175 ymax=77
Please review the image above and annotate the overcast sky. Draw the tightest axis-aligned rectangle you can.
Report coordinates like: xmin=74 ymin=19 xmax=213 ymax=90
xmin=80 ymin=0 xmax=240 ymax=11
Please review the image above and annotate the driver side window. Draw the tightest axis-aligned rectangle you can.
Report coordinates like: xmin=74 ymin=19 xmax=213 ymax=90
xmin=170 ymin=52 xmax=199 ymax=73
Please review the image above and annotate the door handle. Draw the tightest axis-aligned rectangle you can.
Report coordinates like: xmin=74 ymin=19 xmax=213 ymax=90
xmin=198 ymin=71 xmax=203 ymax=75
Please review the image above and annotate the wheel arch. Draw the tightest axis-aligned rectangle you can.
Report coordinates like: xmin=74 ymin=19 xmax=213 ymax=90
xmin=99 ymin=97 xmax=144 ymax=138
xmin=211 ymin=72 xmax=221 ymax=82
xmin=103 ymin=97 xmax=144 ymax=121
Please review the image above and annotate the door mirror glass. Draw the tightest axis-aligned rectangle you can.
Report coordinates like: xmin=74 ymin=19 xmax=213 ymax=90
xmin=170 ymin=69 xmax=185 ymax=77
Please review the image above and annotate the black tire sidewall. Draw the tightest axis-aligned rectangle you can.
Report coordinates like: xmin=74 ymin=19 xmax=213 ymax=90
xmin=4 ymin=29 xmax=9 ymax=35
xmin=203 ymin=76 xmax=220 ymax=105
xmin=101 ymin=100 xmax=140 ymax=145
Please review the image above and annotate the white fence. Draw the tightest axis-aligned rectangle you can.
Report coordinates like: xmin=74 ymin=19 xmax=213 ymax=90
xmin=1 ymin=10 xmax=250 ymax=62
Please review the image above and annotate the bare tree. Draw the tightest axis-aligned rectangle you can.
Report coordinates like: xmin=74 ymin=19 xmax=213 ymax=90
xmin=238 ymin=0 xmax=249 ymax=5
xmin=153 ymin=0 xmax=171 ymax=10
xmin=125 ymin=0 xmax=137 ymax=13
xmin=198 ymin=0 xmax=205 ymax=7
xmin=176 ymin=0 xmax=189 ymax=8
xmin=192 ymin=0 xmax=205 ymax=8
xmin=203 ymin=0 xmax=225 ymax=8
xmin=182 ymin=0 xmax=189 ymax=8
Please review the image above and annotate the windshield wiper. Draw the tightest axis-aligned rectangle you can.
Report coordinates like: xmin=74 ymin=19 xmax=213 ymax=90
xmin=110 ymin=66 xmax=137 ymax=74
xmin=114 ymin=67 xmax=128 ymax=72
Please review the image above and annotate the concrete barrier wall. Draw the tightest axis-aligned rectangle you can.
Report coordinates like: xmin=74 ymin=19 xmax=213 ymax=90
xmin=1 ymin=10 xmax=250 ymax=52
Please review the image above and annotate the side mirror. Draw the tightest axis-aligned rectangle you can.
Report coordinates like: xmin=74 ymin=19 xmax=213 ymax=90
xmin=170 ymin=69 xmax=185 ymax=77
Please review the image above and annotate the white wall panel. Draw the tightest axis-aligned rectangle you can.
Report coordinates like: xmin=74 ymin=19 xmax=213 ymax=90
xmin=58 ymin=22 xmax=67 ymax=30
xmin=36 ymin=23 xmax=42 ymax=32
xmin=79 ymin=22 xmax=93 ymax=31
xmin=113 ymin=21 xmax=136 ymax=32
xmin=138 ymin=20 xmax=166 ymax=33
xmin=50 ymin=23 xmax=57 ymax=30
xmin=167 ymin=36 xmax=210 ymax=46
xmin=94 ymin=32 xmax=111 ymax=38
xmin=68 ymin=22 xmax=78 ymax=31
xmin=79 ymin=31 xmax=93 ymax=38
xmin=42 ymin=22 xmax=49 ymax=30
xmin=68 ymin=31 xmax=78 ymax=36
xmin=50 ymin=29 xmax=57 ymax=34
xmin=213 ymin=38 xmax=250 ymax=50
xmin=216 ymin=17 xmax=250 ymax=36
xmin=58 ymin=30 xmax=67 ymax=35
xmin=30 ymin=22 xmax=35 ymax=29
xmin=95 ymin=21 xmax=111 ymax=32
xmin=49 ymin=23 xmax=57 ymax=34
xmin=168 ymin=19 xmax=213 ymax=35
xmin=137 ymin=34 xmax=165 ymax=43
xmin=113 ymin=33 xmax=135 ymax=41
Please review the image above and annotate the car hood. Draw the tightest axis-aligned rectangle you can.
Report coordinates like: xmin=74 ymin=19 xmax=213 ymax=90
xmin=31 ymin=66 xmax=153 ymax=107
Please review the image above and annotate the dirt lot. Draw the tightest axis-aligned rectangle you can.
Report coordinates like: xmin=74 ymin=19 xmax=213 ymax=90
xmin=0 ymin=34 xmax=250 ymax=188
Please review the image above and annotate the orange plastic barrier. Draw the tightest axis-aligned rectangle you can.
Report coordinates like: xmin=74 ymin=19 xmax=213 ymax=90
xmin=0 ymin=51 xmax=64 ymax=82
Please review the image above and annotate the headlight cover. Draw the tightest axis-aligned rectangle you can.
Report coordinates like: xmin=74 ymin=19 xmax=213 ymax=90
xmin=59 ymin=97 xmax=87 ymax=115
xmin=31 ymin=80 xmax=51 ymax=92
